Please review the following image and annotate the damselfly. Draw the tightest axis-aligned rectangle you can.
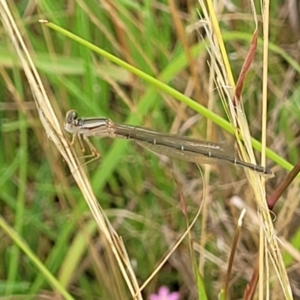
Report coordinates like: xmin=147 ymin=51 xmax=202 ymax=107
xmin=64 ymin=110 xmax=274 ymax=178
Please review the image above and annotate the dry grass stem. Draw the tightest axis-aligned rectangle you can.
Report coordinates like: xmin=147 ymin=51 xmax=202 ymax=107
xmin=0 ymin=1 xmax=141 ymax=298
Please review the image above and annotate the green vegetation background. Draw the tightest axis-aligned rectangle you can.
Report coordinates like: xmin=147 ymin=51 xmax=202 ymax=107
xmin=0 ymin=1 xmax=300 ymax=299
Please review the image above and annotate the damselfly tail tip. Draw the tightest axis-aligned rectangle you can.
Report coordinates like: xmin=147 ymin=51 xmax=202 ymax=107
xmin=262 ymin=169 xmax=275 ymax=179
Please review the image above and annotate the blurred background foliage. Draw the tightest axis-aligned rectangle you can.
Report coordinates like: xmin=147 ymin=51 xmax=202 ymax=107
xmin=0 ymin=0 xmax=300 ymax=299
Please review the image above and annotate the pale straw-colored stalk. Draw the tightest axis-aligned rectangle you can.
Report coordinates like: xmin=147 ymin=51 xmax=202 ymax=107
xmin=198 ymin=0 xmax=292 ymax=298
xmin=0 ymin=1 xmax=141 ymax=299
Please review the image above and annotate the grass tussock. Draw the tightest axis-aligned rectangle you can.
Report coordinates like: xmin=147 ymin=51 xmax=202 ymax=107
xmin=0 ymin=0 xmax=299 ymax=299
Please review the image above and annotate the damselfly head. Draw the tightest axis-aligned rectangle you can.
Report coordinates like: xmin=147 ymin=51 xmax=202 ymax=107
xmin=64 ymin=110 xmax=79 ymax=133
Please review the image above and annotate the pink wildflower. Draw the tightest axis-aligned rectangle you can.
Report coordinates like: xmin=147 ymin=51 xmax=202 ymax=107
xmin=149 ymin=285 xmax=180 ymax=300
